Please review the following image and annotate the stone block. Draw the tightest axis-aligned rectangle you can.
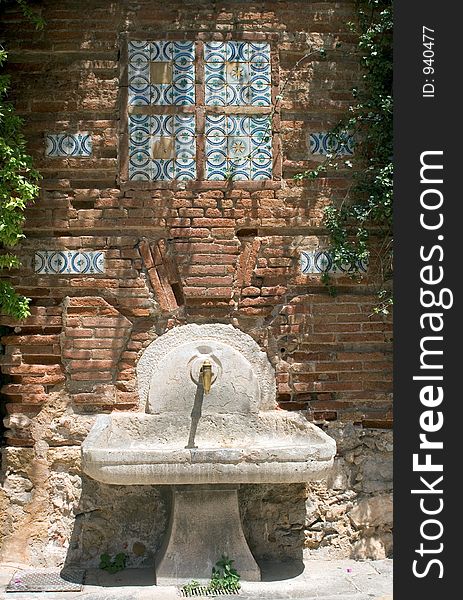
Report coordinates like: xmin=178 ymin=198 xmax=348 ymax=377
xmin=348 ymin=494 xmax=393 ymax=529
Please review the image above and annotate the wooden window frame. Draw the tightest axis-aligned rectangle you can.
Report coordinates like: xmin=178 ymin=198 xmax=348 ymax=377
xmin=119 ymin=31 xmax=282 ymax=191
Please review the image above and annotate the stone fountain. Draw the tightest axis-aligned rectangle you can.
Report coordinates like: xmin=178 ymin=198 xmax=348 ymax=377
xmin=81 ymin=324 xmax=336 ymax=584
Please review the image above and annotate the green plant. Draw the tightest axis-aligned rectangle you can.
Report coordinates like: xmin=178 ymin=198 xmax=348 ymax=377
xmin=99 ymin=552 xmax=127 ymax=574
xmin=181 ymin=579 xmax=202 ymax=595
xmin=181 ymin=555 xmax=241 ymax=596
xmin=295 ymin=0 xmax=393 ymax=313
xmin=209 ymin=555 xmax=241 ymax=592
xmin=0 ymin=0 xmax=44 ymax=318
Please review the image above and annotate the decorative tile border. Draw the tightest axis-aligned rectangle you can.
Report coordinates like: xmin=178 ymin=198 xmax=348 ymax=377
xmin=300 ymin=251 xmax=368 ymax=274
xmin=309 ymin=132 xmax=354 ymax=156
xmin=45 ymin=133 xmax=92 ymax=157
xmin=34 ymin=251 xmax=105 ymax=275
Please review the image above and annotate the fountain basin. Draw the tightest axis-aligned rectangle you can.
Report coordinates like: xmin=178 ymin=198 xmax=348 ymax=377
xmin=81 ymin=324 xmax=337 ymax=583
xmin=82 ymin=411 xmax=336 ymax=486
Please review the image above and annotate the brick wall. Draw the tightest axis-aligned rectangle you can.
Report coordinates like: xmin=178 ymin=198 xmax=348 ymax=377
xmin=0 ymin=0 xmax=392 ymax=564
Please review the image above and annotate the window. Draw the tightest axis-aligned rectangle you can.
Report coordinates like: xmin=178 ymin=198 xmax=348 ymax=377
xmin=123 ymin=37 xmax=279 ymax=186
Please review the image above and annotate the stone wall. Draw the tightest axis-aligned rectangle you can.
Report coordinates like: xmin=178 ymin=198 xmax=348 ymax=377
xmin=0 ymin=0 xmax=392 ymax=567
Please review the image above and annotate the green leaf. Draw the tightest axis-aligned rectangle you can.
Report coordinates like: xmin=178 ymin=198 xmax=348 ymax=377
xmin=0 ymin=13 xmax=42 ymax=318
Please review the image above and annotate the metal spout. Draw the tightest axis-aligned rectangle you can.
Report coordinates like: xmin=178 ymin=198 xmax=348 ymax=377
xmin=200 ymin=360 xmax=213 ymax=394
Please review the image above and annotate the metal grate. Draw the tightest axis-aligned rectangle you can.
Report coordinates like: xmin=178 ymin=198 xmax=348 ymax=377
xmin=179 ymin=585 xmax=240 ymax=597
xmin=6 ymin=568 xmax=85 ymax=593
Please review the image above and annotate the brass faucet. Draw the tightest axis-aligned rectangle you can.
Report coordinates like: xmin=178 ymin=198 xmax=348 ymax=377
xmin=200 ymin=360 xmax=213 ymax=394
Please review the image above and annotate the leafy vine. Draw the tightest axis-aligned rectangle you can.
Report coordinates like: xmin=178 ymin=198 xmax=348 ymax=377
xmin=0 ymin=0 xmax=44 ymax=318
xmin=295 ymin=0 xmax=393 ymax=314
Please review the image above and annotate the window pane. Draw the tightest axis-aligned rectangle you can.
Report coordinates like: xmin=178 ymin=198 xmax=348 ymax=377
xmin=205 ymin=115 xmax=272 ymax=181
xmin=129 ymin=114 xmax=196 ymax=181
xmin=204 ymin=41 xmax=271 ymax=107
xmin=128 ymin=41 xmax=195 ymax=107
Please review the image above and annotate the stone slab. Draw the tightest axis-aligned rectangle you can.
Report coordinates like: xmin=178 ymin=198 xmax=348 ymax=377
xmin=81 ymin=411 xmax=336 ymax=485
xmin=136 ymin=324 xmax=276 ymax=412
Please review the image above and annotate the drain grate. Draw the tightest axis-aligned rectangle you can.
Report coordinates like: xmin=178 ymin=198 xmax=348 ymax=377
xmin=6 ymin=568 xmax=85 ymax=593
xmin=179 ymin=585 xmax=240 ymax=597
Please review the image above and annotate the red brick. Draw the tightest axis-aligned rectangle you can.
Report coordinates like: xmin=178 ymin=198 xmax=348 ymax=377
xmin=67 ymin=359 xmax=114 ymax=371
xmin=70 ymin=372 xmax=113 ymax=381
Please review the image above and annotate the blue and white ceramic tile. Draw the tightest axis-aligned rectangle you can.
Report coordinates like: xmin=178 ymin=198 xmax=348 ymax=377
xmin=128 ymin=115 xmax=151 ymax=180
xmin=128 ymin=89 xmax=151 ymax=106
xmin=250 ymin=148 xmax=272 ymax=179
xmin=128 ymin=41 xmax=151 ymax=65
xmin=128 ymin=61 xmax=150 ymax=107
xmin=228 ymin=137 xmax=250 ymax=162
xmin=205 ymin=85 xmax=227 ymax=106
xmin=129 ymin=149 xmax=152 ymax=180
xmin=205 ymin=114 xmax=227 ymax=180
xmin=205 ymin=136 xmax=227 ymax=179
xmin=174 ymin=113 xmax=195 ymax=138
xmin=300 ymin=251 xmax=368 ymax=274
xmin=249 ymin=60 xmax=271 ymax=79
xmin=172 ymin=59 xmax=195 ymax=105
xmin=150 ymin=84 xmax=174 ymax=106
xmin=175 ymin=134 xmax=195 ymax=159
xmin=34 ymin=251 xmax=105 ymax=275
xmin=225 ymin=42 xmax=250 ymax=62
xmin=248 ymin=42 xmax=270 ymax=62
xmin=205 ymin=61 xmax=226 ymax=80
xmin=224 ymin=84 xmax=246 ymax=106
xmin=151 ymin=41 xmax=174 ymax=62
xmin=204 ymin=41 xmax=227 ymax=62
xmin=150 ymin=114 xmax=174 ymax=136
xmin=205 ymin=41 xmax=270 ymax=63
xmin=206 ymin=113 xmax=227 ymax=131
xmin=129 ymin=115 xmax=151 ymax=148
xmin=172 ymin=84 xmax=195 ymax=106
xmin=45 ymin=133 xmax=92 ymax=157
xmin=128 ymin=41 xmax=195 ymax=106
xmin=227 ymin=115 xmax=249 ymax=136
xmin=309 ymin=132 xmax=355 ymax=156
xmin=175 ymin=158 xmax=196 ymax=180
xmin=172 ymin=41 xmax=195 ymax=64
xmin=249 ymin=115 xmax=271 ymax=140
xmin=151 ymin=158 xmax=175 ymax=181
xmin=128 ymin=59 xmax=150 ymax=106
xmin=205 ymin=139 xmax=227 ymax=164
xmin=226 ymin=62 xmax=250 ymax=84
xmin=247 ymin=83 xmax=271 ymax=106
xmin=204 ymin=62 xmax=226 ymax=105
xmin=206 ymin=81 xmax=271 ymax=106
xmin=151 ymin=75 xmax=195 ymax=105
xmin=174 ymin=114 xmax=196 ymax=177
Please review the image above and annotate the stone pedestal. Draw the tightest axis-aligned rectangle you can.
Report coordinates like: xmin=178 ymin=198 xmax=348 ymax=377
xmin=155 ymin=485 xmax=260 ymax=585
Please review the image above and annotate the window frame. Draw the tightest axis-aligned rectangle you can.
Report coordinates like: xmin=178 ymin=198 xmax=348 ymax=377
xmin=119 ymin=31 xmax=282 ymax=191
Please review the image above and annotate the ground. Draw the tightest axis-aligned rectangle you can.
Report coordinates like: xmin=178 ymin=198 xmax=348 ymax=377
xmin=0 ymin=558 xmax=392 ymax=599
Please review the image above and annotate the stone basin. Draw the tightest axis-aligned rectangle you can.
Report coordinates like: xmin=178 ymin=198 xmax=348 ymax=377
xmin=82 ymin=411 xmax=336 ymax=486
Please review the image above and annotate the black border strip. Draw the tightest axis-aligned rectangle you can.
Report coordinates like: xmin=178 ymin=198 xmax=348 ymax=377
xmin=394 ymin=1 xmax=459 ymax=596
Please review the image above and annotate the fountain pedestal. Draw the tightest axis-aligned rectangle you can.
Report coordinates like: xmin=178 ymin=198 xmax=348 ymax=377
xmin=156 ymin=485 xmax=259 ymax=585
